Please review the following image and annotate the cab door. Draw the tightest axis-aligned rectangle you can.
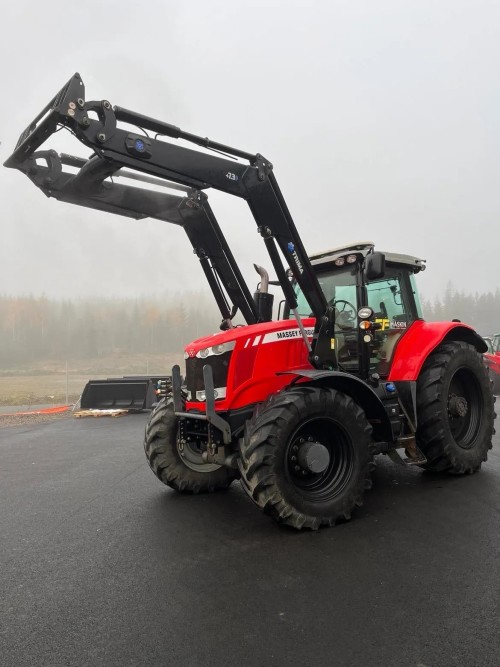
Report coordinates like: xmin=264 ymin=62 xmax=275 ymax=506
xmin=365 ymin=269 xmax=418 ymax=376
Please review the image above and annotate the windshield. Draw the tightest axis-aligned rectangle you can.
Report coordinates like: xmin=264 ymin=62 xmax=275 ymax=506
xmin=294 ymin=265 xmax=418 ymax=324
xmin=294 ymin=265 xmax=357 ymax=317
xmin=292 ymin=263 xmax=418 ymax=377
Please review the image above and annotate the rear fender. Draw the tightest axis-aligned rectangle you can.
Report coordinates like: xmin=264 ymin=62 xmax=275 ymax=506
xmin=279 ymin=369 xmax=394 ymax=442
xmin=388 ymin=321 xmax=486 ymax=382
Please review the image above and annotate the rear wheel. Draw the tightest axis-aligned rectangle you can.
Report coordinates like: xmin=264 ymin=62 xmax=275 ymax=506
xmin=416 ymin=341 xmax=495 ymax=473
xmin=144 ymin=398 xmax=236 ymax=493
xmin=238 ymin=386 xmax=374 ymax=530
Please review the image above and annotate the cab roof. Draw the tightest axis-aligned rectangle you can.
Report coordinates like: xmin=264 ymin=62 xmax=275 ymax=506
xmin=309 ymin=241 xmax=426 ymax=273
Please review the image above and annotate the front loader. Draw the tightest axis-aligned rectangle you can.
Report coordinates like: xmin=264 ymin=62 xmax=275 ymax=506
xmin=5 ymin=73 xmax=495 ymax=529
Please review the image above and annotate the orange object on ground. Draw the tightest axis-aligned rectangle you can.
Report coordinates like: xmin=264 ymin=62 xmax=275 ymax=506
xmin=0 ymin=405 xmax=72 ymax=417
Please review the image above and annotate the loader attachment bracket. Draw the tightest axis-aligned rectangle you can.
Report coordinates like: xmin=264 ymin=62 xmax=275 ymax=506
xmin=5 ymin=74 xmax=85 ymax=170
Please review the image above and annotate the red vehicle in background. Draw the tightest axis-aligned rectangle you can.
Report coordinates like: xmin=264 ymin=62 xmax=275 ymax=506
xmin=483 ymin=335 xmax=500 ymax=393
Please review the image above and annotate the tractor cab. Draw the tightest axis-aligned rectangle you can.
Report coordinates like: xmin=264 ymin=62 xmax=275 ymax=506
xmin=292 ymin=242 xmax=426 ymax=378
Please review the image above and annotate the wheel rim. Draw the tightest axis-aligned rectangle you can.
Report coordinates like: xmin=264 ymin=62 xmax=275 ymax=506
xmin=285 ymin=417 xmax=354 ymax=502
xmin=177 ymin=438 xmax=221 ymax=473
xmin=447 ymin=367 xmax=482 ymax=449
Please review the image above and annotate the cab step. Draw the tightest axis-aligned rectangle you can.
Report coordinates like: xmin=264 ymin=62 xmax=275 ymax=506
xmin=387 ymin=435 xmax=427 ymax=466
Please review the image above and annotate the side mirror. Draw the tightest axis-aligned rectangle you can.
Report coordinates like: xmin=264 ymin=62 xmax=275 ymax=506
xmin=365 ymin=252 xmax=386 ymax=281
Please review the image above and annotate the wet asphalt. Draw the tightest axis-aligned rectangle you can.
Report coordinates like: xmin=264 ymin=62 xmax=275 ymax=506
xmin=0 ymin=414 xmax=499 ymax=667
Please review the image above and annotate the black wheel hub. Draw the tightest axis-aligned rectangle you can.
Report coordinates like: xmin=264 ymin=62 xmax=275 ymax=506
xmin=448 ymin=394 xmax=468 ymax=418
xmin=447 ymin=368 xmax=482 ymax=449
xmin=286 ymin=420 xmax=354 ymax=501
xmin=297 ymin=440 xmax=330 ymax=473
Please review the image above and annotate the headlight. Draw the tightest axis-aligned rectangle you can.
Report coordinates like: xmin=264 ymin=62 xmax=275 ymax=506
xmin=193 ymin=340 xmax=236 ymax=358
xmin=334 ymin=257 xmax=345 ymax=266
xmin=346 ymin=254 xmax=357 ymax=264
xmin=194 ymin=387 xmax=226 ymax=401
xmin=358 ymin=306 xmax=374 ymax=319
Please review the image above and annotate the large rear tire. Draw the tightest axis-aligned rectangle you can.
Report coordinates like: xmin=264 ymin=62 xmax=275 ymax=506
xmin=238 ymin=386 xmax=374 ymax=530
xmin=144 ymin=398 xmax=236 ymax=493
xmin=416 ymin=341 xmax=495 ymax=473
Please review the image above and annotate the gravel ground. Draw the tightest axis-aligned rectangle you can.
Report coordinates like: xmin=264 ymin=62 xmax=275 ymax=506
xmin=0 ymin=410 xmax=74 ymax=428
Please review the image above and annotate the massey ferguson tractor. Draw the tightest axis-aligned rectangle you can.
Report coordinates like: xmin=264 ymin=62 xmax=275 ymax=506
xmin=5 ymin=73 xmax=495 ymax=530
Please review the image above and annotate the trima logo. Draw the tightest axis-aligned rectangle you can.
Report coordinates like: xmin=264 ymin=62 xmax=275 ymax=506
xmin=292 ymin=251 xmax=304 ymax=274
xmin=287 ymin=242 xmax=304 ymax=274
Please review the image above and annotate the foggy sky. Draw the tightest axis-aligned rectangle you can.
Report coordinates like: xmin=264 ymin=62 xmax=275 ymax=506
xmin=1 ymin=0 xmax=499 ymax=304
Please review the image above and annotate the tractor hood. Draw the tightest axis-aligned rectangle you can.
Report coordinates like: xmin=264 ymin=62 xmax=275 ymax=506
xmin=184 ymin=318 xmax=316 ymax=359
xmin=183 ymin=318 xmax=316 ymax=410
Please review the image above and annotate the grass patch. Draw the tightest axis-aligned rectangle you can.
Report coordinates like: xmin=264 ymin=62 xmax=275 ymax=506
xmin=0 ymin=353 xmax=182 ymax=406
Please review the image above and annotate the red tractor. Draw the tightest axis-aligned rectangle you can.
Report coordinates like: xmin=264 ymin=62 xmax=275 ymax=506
xmin=483 ymin=335 xmax=500 ymax=393
xmin=5 ymin=74 xmax=496 ymax=529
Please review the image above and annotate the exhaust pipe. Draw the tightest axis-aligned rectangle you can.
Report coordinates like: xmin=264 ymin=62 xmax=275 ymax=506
xmin=253 ymin=264 xmax=274 ymax=322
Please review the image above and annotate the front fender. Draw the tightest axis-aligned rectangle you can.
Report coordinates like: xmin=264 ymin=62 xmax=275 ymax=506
xmin=388 ymin=321 xmax=486 ymax=382
xmin=279 ymin=369 xmax=394 ymax=442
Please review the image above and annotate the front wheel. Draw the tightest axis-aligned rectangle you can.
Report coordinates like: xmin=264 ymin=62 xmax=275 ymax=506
xmin=416 ymin=341 xmax=495 ymax=473
xmin=144 ymin=398 xmax=237 ymax=493
xmin=238 ymin=386 xmax=374 ymax=530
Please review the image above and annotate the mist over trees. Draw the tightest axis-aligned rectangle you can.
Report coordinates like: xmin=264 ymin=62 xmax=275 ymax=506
xmin=0 ymin=292 xmax=222 ymax=369
xmin=1 ymin=283 xmax=498 ymax=369
xmin=420 ymin=283 xmax=500 ymax=337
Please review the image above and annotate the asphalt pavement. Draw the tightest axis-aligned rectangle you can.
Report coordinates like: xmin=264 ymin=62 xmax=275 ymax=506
xmin=1 ymin=414 xmax=499 ymax=667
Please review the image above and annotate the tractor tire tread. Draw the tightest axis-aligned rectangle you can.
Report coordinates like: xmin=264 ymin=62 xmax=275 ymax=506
xmin=238 ymin=386 xmax=373 ymax=530
xmin=144 ymin=398 xmax=236 ymax=493
xmin=416 ymin=340 xmax=495 ymax=474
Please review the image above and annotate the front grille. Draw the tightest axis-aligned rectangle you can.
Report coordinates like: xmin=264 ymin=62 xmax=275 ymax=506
xmin=185 ymin=351 xmax=231 ymax=401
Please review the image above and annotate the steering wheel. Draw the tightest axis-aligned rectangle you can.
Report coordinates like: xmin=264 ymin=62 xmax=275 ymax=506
xmin=333 ymin=299 xmax=356 ymax=327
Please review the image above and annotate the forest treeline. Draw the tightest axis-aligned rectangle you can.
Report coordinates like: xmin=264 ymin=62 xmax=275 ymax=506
xmin=1 ymin=286 xmax=499 ymax=369
xmin=0 ymin=292 xmax=222 ymax=369
xmin=420 ymin=285 xmax=500 ymax=336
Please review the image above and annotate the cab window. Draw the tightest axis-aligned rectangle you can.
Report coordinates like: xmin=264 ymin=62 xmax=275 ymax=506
xmin=366 ymin=271 xmax=414 ymax=376
xmin=366 ymin=273 xmax=411 ymax=331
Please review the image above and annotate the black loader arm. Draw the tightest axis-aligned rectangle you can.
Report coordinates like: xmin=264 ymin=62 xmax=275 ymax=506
xmin=4 ymin=75 xmax=258 ymax=327
xmin=4 ymin=73 xmax=334 ymax=366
